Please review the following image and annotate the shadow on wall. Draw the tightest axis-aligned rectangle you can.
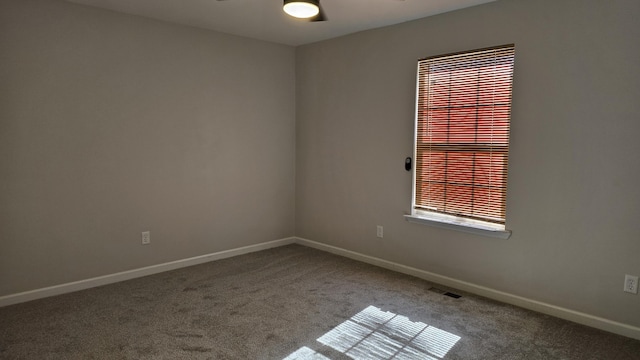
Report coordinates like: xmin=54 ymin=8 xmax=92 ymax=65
xmin=284 ymin=305 xmax=461 ymax=359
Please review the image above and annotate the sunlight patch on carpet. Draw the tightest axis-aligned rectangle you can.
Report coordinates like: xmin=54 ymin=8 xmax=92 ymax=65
xmin=285 ymin=305 xmax=461 ymax=359
xmin=283 ymin=346 xmax=331 ymax=360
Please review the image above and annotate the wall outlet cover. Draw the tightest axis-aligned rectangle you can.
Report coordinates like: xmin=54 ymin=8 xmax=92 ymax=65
xmin=142 ymin=231 xmax=151 ymax=245
xmin=624 ymin=274 xmax=638 ymax=294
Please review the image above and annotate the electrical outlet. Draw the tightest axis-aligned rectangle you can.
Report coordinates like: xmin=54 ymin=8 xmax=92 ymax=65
xmin=141 ymin=231 xmax=150 ymax=245
xmin=376 ymin=225 xmax=383 ymax=238
xmin=624 ymin=274 xmax=638 ymax=294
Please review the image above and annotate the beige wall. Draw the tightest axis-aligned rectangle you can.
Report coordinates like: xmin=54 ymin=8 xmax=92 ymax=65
xmin=296 ymin=0 xmax=640 ymax=327
xmin=2 ymin=0 xmax=639 ymax=331
xmin=0 ymin=0 xmax=296 ymax=295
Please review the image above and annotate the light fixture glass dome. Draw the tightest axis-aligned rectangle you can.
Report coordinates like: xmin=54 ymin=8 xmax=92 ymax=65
xmin=283 ymin=0 xmax=320 ymax=19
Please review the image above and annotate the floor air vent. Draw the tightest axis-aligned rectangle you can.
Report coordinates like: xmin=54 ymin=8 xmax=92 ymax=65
xmin=428 ymin=287 xmax=462 ymax=298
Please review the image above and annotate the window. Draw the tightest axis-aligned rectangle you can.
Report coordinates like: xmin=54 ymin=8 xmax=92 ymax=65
xmin=407 ymin=45 xmax=515 ymax=238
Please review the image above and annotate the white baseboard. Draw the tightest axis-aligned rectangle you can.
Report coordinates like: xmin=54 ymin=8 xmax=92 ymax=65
xmin=2 ymin=235 xmax=638 ymax=340
xmin=294 ymin=237 xmax=640 ymax=341
xmin=0 ymin=237 xmax=296 ymax=308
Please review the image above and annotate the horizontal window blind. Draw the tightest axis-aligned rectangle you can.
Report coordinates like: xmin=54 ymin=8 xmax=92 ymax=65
xmin=414 ymin=45 xmax=515 ymax=224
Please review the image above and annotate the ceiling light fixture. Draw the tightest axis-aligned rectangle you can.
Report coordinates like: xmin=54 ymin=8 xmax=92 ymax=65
xmin=283 ymin=0 xmax=320 ymax=19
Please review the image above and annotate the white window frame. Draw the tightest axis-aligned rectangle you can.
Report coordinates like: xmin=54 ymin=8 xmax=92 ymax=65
xmin=406 ymin=45 xmax=514 ymax=239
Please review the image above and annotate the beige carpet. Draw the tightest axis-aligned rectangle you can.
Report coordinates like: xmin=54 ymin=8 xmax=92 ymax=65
xmin=1 ymin=244 xmax=639 ymax=359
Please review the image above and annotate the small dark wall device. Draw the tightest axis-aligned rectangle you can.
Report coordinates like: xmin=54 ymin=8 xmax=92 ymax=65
xmin=405 ymin=157 xmax=412 ymax=171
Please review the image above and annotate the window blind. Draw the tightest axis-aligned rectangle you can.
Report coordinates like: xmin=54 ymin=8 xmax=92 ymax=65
xmin=414 ymin=45 xmax=515 ymax=225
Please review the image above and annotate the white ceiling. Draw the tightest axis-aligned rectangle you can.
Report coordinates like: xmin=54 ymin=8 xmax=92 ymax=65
xmin=65 ymin=0 xmax=495 ymax=46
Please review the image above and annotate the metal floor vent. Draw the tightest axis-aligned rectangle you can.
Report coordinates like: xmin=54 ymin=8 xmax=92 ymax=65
xmin=428 ymin=287 xmax=462 ymax=299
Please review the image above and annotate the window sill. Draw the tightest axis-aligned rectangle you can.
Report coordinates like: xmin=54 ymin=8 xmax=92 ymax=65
xmin=404 ymin=213 xmax=512 ymax=239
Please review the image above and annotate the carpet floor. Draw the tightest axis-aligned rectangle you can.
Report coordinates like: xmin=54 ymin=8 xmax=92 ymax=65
xmin=1 ymin=244 xmax=639 ymax=359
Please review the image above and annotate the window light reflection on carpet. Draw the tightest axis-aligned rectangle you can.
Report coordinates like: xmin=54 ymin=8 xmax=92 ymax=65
xmin=284 ymin=346 xmax=331 ymax=360
xmin=284 ymin=305 xmax=461 ymax=359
